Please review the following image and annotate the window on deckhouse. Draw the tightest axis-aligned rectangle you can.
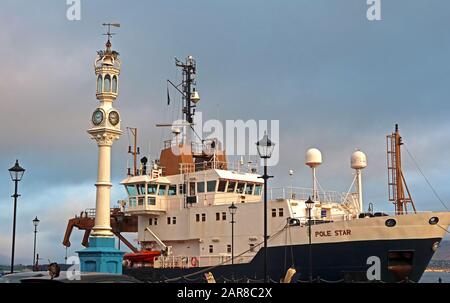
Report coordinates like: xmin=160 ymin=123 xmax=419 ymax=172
xmin=236 ymin=183 xmax=246 ymax=194
xmin=197 ymin=182 xmax=205 ymax=193
xmin=207 ymin=181 xmax=217 ymax=192
xmin=245 ymin=184 xmax=254 ymax=195
xmin=147 ymin=184 xmax=157 ymax=195
xmin=125 ymin=185 xmax=137 ymax=196
xmin=218 ymin=180 xmax=227 ymax=192
xmin=254 ymin=184 xmax=263 ymax=195
xmin=158 ymin=185 xmax=167 ymax=196
xmin=227 ymin=181 xmax=236 ymax=193
xmin=168 ymin=185 xmax=177 ymax=196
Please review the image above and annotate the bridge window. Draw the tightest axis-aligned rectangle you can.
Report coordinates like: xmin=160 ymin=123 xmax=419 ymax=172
xmin=207 ymin=181 xmax=217 ymax=192
xmin=158 ymin=185 xmax=167 ymax=196
xmin=137 ymin=184 xmax=146 ymax=195
xmin=236 ymin=183 xmax=246 ymax=194
xmin=245 ymin=184 xmax=254 ymax=195
xmin=218 ymin=180 xmax=227 ymax=192
xmin=222 ymin=212 xmax=227 ymax=220
xmin=216 ymin=213 xmax=220 ymax=221
xmin=196 ymin=214 xmax=200 ymax=222
xmin=197 ymin=182 xmax=205 ymax=193
xmin=254 ymin=185 xmax=262 ymax=196
xmin=272 ymin=209 xmax=277 ymax=217
xmin=172 ymin=217 xmax=177 ymax=225
xmin=168 ymin=185 xmax=177 ymax=196
xmin=209 ymin=245 xmax=214 ymax=253
xmin=279 ymin=208 xmax=284 ymax=217
xmin=227 ymin=181 xmax=236 ymax=193
xmin=202 ymin=213 xmax=206 ymax=222
xmin=167 ymin=217 xmax=171 ymax=225
xmin=147 ymin=184 xmax=157 ymax=195
xmin=125 ymin=185 xmax=137 ymax=196
xmin=227 ymin=245 xmax=232 ymax=253
xmin=249 ymin=244 xmax=255 ymax=252
xmin=149 ymin=218 xmax=153 ymax=226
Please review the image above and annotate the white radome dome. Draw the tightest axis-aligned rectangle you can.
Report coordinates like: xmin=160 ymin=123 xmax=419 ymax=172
xmin=305 ymin=148 xmax=322 ymax=168
xmin=351 ymin=150 xmax=367 ymax=169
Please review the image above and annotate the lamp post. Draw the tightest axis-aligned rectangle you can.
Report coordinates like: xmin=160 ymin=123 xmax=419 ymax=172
xmin=32 ymin=216 xmax=40 ymax=270
xmin=305 ymin=196 xmax=314 ymax=283
xmin=115 ymin=214 xmax=124 ymax=250
xmin=228 ymin=202 xmax=238 ymax=265
xmin=8 ymin=160 xmax=25 ymax=274
xmin=256 ymin=132 xmax=275 ymax=283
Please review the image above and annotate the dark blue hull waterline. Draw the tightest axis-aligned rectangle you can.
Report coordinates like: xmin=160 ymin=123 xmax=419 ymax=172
xmin=124 ymin=238 xmax=440 ymax=283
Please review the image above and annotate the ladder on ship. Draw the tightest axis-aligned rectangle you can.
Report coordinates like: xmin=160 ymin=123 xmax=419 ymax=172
xmin=386 ymin=124 xmax=416 ymax=215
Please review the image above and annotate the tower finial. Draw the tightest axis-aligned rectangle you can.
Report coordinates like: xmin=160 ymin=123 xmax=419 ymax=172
xmin=102 ymin=23 xmax=121 ymax=48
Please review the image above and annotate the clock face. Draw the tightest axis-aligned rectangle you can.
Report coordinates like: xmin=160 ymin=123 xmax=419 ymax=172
xmin=92 ymin=109 xmax=104 ymax=126
xmin=108 ymin=111 xmax=120 ymax=126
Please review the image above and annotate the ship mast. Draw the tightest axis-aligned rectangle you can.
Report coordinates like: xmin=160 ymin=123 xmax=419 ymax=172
xmin=165 ymin=56 xmax=201 ymax=145
xmin=127 ymin=127 xmax=140 ymax=176
xmin=386 ymin=124 xmax=416 ymax=215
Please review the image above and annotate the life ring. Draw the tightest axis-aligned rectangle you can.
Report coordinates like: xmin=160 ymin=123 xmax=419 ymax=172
xmin=191 ymin=257 xmax=199 ymax=267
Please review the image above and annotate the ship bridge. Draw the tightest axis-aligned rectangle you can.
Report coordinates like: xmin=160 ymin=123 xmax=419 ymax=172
xmin=121 ymin=168 xmax=264 ymax=215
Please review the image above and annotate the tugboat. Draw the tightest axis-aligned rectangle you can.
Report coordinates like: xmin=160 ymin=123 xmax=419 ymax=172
xmin=63 ymin=35 xmax=450 ymax=283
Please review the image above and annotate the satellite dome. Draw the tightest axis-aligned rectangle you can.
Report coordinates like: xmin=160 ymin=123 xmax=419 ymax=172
xmin=305 ymin=148 xmax=322 ymax=168
xmin=351 ymin=150 xmax=367 ymax=169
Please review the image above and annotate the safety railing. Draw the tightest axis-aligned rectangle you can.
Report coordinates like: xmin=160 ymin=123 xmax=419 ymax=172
xmin=269 ymin=187 xmax=358 ymax=204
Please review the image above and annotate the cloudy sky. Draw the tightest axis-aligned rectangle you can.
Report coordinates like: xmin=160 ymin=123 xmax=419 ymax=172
xmin=0 ymin=0 xmax=449 ymax=265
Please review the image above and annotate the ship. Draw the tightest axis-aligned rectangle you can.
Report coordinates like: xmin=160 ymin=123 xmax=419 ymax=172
xmin=63 ymin=47 xmax=450 ymax=283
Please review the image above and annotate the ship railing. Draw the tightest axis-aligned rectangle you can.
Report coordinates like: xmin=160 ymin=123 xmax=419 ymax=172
xmin=269 ymin=187 xmax=358 ymax=204
xmin=82 ymin=208 xmax=122 ymax=219
xmin=180 ymin=160 xmax=259 ymax=175
xmin=153 ymin=255 xmax=254 ymax=269
xmin=163 ymin=138 xmax=222 ymax=153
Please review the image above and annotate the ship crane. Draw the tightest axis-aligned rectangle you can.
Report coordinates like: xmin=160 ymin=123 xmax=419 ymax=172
xmin=387 ymin=124 xmax=417 ymax=215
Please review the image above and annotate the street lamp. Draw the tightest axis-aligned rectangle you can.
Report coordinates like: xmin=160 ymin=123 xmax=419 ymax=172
xmin=8 ymin=160 xmax=25 ymax=274
xmin=228 ymin=202 xmax=238 ymax=265
xmin=305 ymin=196 xmax=314 ymax=283
xmin=115 ymin=214 xmax=124 ymax=250
xmin=256 ymin=132 xmax=275 ymax=283
xmin=32 ymin=216 xmax=40 ymax=270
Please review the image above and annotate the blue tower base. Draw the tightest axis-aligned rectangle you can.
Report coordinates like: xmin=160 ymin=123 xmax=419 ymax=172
xmin=77 ymin=237 xmax=125 ymax=274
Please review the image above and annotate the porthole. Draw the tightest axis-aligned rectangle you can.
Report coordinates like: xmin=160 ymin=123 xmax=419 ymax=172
xmin=429 ymin=217 xmax=439 ymax=225
xmin=385 ymin=218 xmax=396 ymax=227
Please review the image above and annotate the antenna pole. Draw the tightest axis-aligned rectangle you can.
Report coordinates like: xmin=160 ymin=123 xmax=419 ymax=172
xmin=312 ymin=167 xmax=317 ymax=201
xmin=127 ymin=127 xmax=139 ymax=176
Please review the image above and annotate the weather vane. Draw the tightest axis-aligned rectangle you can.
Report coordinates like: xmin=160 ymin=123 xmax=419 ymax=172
xmin=102 ymin=23 xmax=121 ymax=41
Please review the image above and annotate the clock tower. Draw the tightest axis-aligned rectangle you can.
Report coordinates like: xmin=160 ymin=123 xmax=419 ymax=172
xmin=78 ymin=24 xmax=124 ymax=274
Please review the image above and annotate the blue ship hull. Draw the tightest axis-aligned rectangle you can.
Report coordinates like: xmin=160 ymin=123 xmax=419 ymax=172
xmin=124 ymin=237 xmax=440 ymax=283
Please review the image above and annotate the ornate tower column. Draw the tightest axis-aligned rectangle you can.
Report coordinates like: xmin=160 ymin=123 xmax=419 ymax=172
xmin=78 ymin=25 xmax=124 ymax=274
xmin=89 ymin=37 xmax=122 ymax=237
